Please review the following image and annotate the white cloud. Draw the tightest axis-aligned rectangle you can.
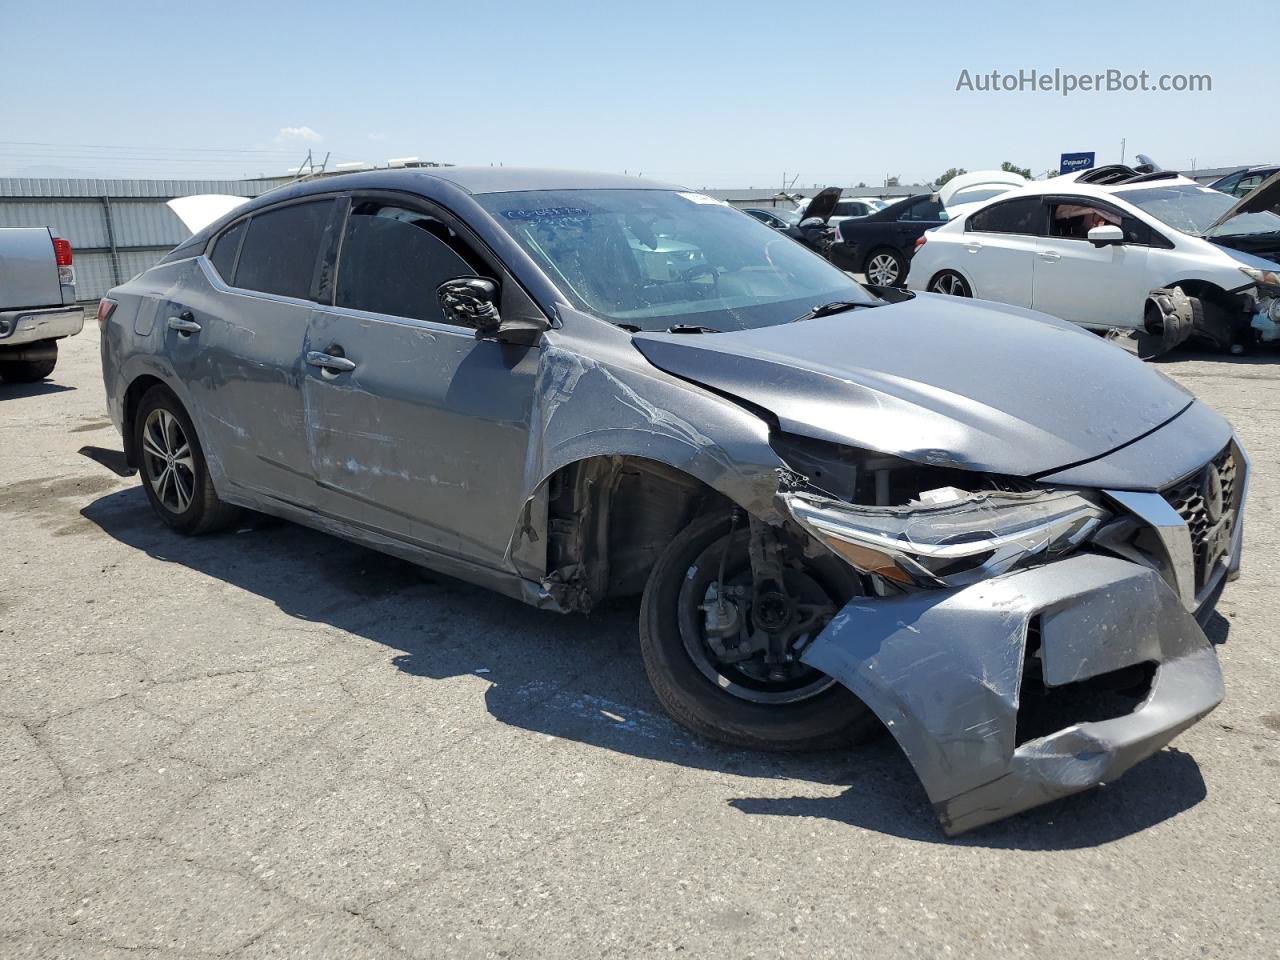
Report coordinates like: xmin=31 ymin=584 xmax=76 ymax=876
xmin=275 ymin=125 xmax=323 ymax=144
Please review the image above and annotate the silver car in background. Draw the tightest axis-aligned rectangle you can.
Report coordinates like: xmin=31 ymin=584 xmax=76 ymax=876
xmin=99 ymin=168 xmax=1246 ymax=834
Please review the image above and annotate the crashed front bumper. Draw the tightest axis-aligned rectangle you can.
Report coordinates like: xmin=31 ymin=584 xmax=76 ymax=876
xmin=800 ymin=553 xmax=1223 ymax=835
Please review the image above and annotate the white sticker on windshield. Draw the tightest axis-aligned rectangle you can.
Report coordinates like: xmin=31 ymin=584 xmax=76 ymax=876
xmin=677 ymin=192 xmax=725 ymax=205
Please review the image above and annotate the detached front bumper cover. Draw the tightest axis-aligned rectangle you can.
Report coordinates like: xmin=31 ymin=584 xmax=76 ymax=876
xmin=800 ymin=553 xmax=1223 ymax=835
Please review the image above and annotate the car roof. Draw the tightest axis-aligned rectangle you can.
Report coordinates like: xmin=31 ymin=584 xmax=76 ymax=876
xmin=163 ymin=167 xmax=692 ymax=262
xmin=296 ymin=166 xmax=686 ymax=196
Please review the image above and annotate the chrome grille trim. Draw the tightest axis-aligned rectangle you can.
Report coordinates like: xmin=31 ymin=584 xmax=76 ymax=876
xmin=1105 ymin=439 xmax=1248 ymax=613
xmin=1106 ymin=490 xmax=1196 ymax=609
xmin=1160 ymin=444 xmax=1242 ymax=598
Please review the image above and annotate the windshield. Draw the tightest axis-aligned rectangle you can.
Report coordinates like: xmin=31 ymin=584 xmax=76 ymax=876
xmin=476 ymin=188 xmax=873 ymax=331
xmin=1116 ymin=184 xmax=1280 ymax=238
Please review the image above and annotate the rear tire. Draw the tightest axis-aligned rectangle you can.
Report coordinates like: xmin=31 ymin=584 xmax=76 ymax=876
xmin=639 ymin=513 xmax=878 ymax=751
xmin=0 ymin=343 xmax=57 ymax=382
xmin=864 ymin=248 xmax=905 ymax=287
xmin=133 ymin=386 xmax=239 ymax=535
xmin=928 ymin=270 xmax=971 ymax=297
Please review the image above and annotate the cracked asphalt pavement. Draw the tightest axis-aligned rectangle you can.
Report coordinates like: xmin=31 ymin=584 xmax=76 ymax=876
xmin=2 ymin=323 xmax=1279 ymax=959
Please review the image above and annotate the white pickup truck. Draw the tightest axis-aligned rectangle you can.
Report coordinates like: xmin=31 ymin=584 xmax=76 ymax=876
xmin=0 ymin=227 xmax=83 ymax=382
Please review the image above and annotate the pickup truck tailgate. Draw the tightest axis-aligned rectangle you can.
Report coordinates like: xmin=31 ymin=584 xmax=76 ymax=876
xmin=0 ymin=228 xmax=62 ymax=309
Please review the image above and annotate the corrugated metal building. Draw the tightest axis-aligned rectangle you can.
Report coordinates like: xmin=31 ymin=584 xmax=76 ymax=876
xmin=0 ymin=176 xmax=292 ymax=301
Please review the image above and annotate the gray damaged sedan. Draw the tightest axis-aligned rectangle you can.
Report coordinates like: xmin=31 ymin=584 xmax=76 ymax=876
xmin=99 ymin=168 xmax=1247 ymax=834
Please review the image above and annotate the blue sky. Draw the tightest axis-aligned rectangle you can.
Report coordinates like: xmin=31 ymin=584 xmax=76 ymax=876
xmin=0 ymin=0 xmax=1271 ymax=186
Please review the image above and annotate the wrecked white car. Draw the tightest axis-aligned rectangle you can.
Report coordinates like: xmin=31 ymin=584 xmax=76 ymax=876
xmin=909 ymin=165 xmax=1280 ymax=356
xmin=98 ymin=168 xmax=1246 ymax=834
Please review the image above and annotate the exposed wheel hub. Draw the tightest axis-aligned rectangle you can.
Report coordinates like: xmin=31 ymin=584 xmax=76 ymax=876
xmin=752 ymin=591 xmax=794 ymax=633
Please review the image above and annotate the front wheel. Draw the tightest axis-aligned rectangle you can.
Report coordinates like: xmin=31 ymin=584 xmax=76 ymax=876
xmin=864 ymin=248 xmax=905 ymax=287
xmin=928 ymin=270 xmax=971 ymax=297
xmin=639 ymin=513 xmax=877 ymax=751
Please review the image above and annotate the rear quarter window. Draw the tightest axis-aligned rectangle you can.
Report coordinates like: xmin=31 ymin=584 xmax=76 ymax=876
xmin=208 ymin=219 xmax=246 ymax=281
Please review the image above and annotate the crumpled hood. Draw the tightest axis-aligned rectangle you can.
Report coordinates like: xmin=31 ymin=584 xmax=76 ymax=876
xmin=632 ymin=293 xmax=1193 ymax=478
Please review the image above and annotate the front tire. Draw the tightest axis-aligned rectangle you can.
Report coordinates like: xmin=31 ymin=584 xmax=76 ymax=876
xmin=0 ymin=342 xmax=57 ymax=383
xmin=864 ymin=248 xmax=905 ymax=287
xmin=639 ymin=513 xmax=877 ymax=751
xmin=133 ymin=386 xmax=239 ymax=535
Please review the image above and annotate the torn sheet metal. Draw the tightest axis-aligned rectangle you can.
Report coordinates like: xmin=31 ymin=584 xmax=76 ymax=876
xmin=509 ymin=323 xmax=792 ymax=566
xmin=800 ymin=553 xmax=1223 ymax=835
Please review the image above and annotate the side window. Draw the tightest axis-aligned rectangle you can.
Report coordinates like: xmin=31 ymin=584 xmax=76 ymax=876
xmin=209 ymin=218 xmax=246 ymax=281
xmin=335 ymin=202 xmax=483 ymax=323
xmin=1234 ymin=175 xmax=1262 ymax=197
xmin=1048 ymin=200 xmax=1123 ymax=240
xmin=1208 ymin=175 xmax=1239 ymax=195
xmin=967 ymin=197 xmax=1044 ymax=236
xmin=234 ymin=199 xmax=336 ymax=300
xmin=1213 ymin=173 xmax=1241 ymax=195
xmin=899 ymin=198 xmax=944 ymax=222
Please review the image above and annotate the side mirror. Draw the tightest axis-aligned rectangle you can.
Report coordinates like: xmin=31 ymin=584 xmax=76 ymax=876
xmin=1088 ymin=224 xmax=1124 ymax=247
xmin=799 ymin=217 xmax=826 ymax=230
xmin=437 ymin=277 xmax=501 ymax=335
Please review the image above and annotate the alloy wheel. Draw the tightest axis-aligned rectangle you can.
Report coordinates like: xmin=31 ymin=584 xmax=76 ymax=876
xmin=866 ymin=253 xmax=900 ymax=285
xmin=141 ymin=408 xmax=195 ymax=514
xmin=930 ymin=273 xmax=970 ymax=296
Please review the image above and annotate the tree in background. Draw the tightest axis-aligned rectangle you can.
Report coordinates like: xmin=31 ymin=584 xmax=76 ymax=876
xmin=1001 ymin=161 xmax=1033 ymax=179
xmin=934 ymin=167 xmax=967 ymax=187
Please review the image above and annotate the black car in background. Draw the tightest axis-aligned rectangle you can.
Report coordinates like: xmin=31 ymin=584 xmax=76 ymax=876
xmin=1210 ymin=165 xmax=1279 ymax=200
xmin=743 ymin=206 xmax=805 ymax=241
xmin=743 ymin=187 xmax=841 ymax=255
xmin=827 ymin=193 xmax=947 ymax=285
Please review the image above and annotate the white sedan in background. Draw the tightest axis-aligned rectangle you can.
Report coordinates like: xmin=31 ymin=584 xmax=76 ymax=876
xmin=907 ymin=167 xmax=1280 ymax=353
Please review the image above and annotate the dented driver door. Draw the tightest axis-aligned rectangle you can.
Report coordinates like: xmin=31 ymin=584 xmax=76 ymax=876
xmin=300 ymin=197 xmax=540 ymax=567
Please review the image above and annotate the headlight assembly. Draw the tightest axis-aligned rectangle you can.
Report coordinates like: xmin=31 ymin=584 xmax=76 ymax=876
xmin=1240 ymin=266 xmax=1280 ymax=290
xmin=785 ymin=487 xmax=1109 ymax=588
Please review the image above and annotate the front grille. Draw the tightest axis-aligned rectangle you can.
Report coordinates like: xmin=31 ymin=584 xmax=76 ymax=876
xmin=1161 ymin=445 xmax=1240 ymax=594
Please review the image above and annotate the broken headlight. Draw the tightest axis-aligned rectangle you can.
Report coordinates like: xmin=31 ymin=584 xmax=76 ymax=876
xmin=1240 ymin=266 xmax=1280 ymax=291
xmin=784 ymin=486 xmax=1109 ymax=589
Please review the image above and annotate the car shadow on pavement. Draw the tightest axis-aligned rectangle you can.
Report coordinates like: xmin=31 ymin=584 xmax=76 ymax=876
xmin=1154 ymin=344 xmax=1280 ymax=365
xmin=728 ymin=746 xmax=1207 ymax=850
xmin=0 ymin=380 xmax=74 ymax=399
xmin=80 ymin=482 xmax=1212 ymax=850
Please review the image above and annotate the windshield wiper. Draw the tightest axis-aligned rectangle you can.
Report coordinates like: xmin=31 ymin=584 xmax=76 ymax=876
xmin=791 ymin=300 xmax=874 ymax=323
xmin=666 ymin=323 xmax=722 ymax=334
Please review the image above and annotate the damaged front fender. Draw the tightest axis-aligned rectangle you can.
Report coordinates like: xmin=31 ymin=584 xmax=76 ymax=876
xmin=799 ymin=553 xmax=1223 ymax=835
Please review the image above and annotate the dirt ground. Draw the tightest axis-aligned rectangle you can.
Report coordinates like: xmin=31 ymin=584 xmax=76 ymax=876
xmin=2 ymin=322 xmax=1278 ymax=959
